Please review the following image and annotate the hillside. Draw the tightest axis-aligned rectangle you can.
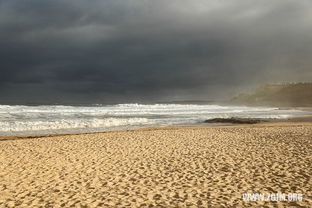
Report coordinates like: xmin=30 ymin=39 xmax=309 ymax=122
xmin=230 ymin=83 xmax=312 ymax=107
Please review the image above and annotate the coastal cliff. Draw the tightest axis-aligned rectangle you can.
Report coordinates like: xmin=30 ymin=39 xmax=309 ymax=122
xmin=231 ymin=83 xmax=312 ymax=107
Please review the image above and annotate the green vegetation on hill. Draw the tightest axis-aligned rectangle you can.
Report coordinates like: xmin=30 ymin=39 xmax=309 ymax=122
xmin=231 ymin=83 xmax=312 ymax=107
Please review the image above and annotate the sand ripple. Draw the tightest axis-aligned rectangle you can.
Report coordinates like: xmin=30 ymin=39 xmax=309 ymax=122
xmin=0 ymin=123 xmax=311 ymax=207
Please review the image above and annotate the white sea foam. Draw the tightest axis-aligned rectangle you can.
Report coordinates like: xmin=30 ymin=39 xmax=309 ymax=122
xmin=0 ymin=103 xmax=308 ymax=135
xmin=0 ymin=117 xmax=148 ymax=132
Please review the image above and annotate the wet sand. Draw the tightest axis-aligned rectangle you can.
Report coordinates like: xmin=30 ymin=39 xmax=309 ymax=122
xmin=0 ymin=123 xmax=311 ymax=207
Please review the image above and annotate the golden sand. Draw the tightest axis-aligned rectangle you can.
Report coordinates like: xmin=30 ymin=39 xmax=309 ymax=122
xmin=0 ymin=123 xmax=311 ymax=207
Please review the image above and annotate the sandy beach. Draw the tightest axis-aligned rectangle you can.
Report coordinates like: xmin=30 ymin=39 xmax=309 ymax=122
xmin=0 ymin=123 xmax=311 ymax=207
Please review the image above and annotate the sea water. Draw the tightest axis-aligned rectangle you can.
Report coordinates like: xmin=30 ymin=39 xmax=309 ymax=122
xmin=0 ymin=103 xmax=308 ymax=136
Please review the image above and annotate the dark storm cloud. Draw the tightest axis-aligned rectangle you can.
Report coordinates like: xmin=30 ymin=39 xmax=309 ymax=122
xmin=0 ymin=0 xmax=312 ymax=103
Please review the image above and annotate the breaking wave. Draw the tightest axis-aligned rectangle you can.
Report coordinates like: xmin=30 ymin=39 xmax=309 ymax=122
xmin=0 ymin=103 xmax=308 ymax=135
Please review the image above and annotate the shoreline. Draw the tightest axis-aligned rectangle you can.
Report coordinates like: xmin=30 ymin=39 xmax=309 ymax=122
xmin=1 ymin=104 xmax=311 ymax=139
xmin=1 ymin=116 xmax=312 ymax=141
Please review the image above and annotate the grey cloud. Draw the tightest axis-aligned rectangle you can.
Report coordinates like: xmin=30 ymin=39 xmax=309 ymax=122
xmin=0 ymin=0 xmax=312 ymax=104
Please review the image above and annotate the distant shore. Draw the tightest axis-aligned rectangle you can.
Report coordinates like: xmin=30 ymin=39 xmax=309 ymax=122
xmin=0 ymin=122 xmax=311 ymax=207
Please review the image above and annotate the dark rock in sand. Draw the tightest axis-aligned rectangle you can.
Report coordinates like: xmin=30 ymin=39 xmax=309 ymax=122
xmin=204 ymin=117 xmax=263 ymax=124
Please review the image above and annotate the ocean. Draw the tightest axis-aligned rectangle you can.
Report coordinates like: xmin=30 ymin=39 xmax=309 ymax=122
xmin=0 ymin=103 xmax=308 ymax=136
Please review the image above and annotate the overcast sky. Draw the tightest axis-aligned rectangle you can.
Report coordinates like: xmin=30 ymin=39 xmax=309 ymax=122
xmin=0 ymin=0 xmax=312 ymax=104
